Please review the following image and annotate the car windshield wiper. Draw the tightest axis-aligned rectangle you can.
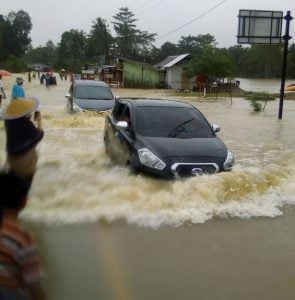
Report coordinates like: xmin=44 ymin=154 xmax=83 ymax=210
xmin=167 ymin=118 xmax=194 ymax=138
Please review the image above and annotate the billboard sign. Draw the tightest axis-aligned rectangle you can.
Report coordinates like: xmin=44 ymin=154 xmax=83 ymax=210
xmin=237 ymin=10 xmax=283 ymax=44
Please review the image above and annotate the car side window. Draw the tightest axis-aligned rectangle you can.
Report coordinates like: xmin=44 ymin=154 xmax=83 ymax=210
xmin=121 ymin=107 xmax=131 ymax=123
xmin=113 ymin=102 xmax=127 ymax=121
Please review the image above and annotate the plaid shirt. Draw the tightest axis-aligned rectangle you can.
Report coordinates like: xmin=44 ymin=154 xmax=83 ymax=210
xmin=0 ymin=220 xmax=44 ymax=288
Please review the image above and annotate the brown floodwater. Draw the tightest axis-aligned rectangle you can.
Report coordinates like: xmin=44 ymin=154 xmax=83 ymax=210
xmin=0 ymin=75 xmax=295 ymax=299
xmin=1 ymin=74 xmax=294 ymax=226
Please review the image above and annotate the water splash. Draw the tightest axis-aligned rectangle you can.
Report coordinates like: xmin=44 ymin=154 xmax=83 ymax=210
xmin=22 ymin=161 xmax=295 ymax=228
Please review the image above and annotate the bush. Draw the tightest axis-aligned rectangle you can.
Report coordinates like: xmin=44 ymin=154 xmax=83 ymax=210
xmin=4 ymin=55 xmax=27 ymax=72
xmin=250 ymin=100 xmax=262 ymax=112
xmin=245 ymin=92 xmax=275 ymax=101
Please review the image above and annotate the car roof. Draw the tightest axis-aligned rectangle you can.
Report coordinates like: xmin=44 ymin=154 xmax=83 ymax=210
xmin=119 ymin=98 xmax=195 ymax=108
xmin=73 ymin=80 xmax=109 ymax=87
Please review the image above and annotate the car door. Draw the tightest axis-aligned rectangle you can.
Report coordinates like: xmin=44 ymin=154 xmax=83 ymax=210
xmin=104 ymin=101 xmax=134 ymax=164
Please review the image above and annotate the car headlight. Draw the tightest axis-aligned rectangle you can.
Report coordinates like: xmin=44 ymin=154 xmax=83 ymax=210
xmin=223 ymin=149 xmax=235 ymax=171
xmin=73 ymin=102 xmax=84 ymax=112
xmin=138 ymin=148 xmax=166 ymax=170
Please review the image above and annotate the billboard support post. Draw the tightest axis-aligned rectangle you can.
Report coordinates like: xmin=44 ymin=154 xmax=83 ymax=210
xmin=278 ymin=11 xmax=293 ymax=120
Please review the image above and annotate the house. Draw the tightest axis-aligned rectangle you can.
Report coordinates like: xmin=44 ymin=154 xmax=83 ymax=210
xmin=101 ymin=58 xmax=160 ymax=88
xmin=154 ymin=53 xmax=196 ymax=90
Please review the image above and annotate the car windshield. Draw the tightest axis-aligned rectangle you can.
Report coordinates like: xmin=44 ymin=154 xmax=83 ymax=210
xmin=135 ymin=106 xmax=215 ymax=138
xmin=74 ymin=85 xmax=113 ymax=100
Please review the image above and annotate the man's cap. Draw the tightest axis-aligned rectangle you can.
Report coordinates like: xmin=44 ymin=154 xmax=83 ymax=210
xmin=16 ymin=76 xmax=24 ymax=84
xmin=2 ymin=98 xmax=39 ymax=120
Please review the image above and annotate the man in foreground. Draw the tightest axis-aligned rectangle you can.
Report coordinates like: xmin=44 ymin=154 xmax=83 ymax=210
xmin=0 ymin=171 xmax=47 ymax=300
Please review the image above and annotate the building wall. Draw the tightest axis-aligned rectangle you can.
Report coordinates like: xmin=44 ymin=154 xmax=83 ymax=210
xmin=166 ymin=65 xmax=182 ymax=89
xmin=166 ymin=63 xmax=196 ymax=90
xmin=123 ymin=61 xmax=160 ymax=88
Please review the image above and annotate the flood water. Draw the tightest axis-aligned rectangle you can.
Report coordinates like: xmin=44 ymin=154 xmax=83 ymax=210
xmin=1 ymin=75 xmax=294 ymax=227
xmin=0 ymin=75 xmax=295 ymax=299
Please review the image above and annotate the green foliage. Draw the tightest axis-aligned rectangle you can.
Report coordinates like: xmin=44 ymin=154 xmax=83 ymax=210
xmin=184 ymin=47 xmax=235 ymax=83
xmin=5 ymin=55 xmax=27 ymax=72
xmin=157 ymin=42 xmax=179 ymax=61
xmin=287 ymin=44 xmax=295 ymax=78
xmin=177 ymin=34 xmax=216 ymax=54
xmin=24 ymin=40 xmax=57 ymax=66
xmin=87 ymin=18 xmax=113 ymax=64
xmin=244 ymin=92 xmax=275 ymax=101
xmin=1 ymin=8 xmax=295 ymax=81
xmin=112 ymin=7 xmax=156 ymax=60
xmin=56 ymin=29 xmax=87 ymax=72
xmin=0 ymin=10 xmax=32 ymax=64
xmin=246 ymin=93 xmax=275 ymax=112
xmin=250 ymin=100 xmax=262 ymax=112
xmin=228 ymin=44 xmax=283 ymax=78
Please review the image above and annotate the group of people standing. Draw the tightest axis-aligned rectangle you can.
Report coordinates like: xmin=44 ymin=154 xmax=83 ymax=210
xmin=27 ymin=70 xmax=57 ymax=88
xmin=0 ymin=76 xmax=47 ymax=299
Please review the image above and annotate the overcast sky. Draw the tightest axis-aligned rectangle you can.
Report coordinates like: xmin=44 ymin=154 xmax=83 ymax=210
xmin=2 ymin=0 xmax=295 ymax=48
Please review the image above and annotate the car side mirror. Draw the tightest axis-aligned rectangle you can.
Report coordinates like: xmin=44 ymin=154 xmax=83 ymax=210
xmin=212 ymin=124 xmax=220 ymax=133
xmin=116 ymin=120 xmax=128 ymax=129
xmin=115 ymin=95 xmax=120 ymax=103
xmin=65 ymin=93 xmax=71 ymax=98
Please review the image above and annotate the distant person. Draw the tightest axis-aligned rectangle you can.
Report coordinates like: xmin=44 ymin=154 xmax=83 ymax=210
xmin=0 ymin=75 xmax=6 ymax=108
xmin=45 ymin=74 xmax=50 ymax=88
xmin=70 ymin=73 xmax=76 ymax=83
xmin=0 ymin=171 xmax=47 ymax=300
xmin=28 ymin=71 xmax=32 ymax=83
xmin=11 ymin=76 xmax=25 ymax=100
xmin=40 ymin=73 xmax=45 ymax=85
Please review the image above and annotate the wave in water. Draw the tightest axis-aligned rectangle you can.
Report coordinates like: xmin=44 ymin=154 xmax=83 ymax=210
xmin=23 ymin=156 xmax=295 ymax=228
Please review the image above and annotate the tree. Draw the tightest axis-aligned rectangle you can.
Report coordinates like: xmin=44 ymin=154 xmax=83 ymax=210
xmin=177 ymin=34 xmax=216 ymax=54
xmin=239 ymin=45 xmax=282 ymax=78
xmin=6 ymin=10 xmax=32 ymax=57
xmin=157 ymin=42 xmax=179 ymax=61
xmin=0 ymin=15 xmax=11 ymax=62
xmin=287 ymin=43 xmax=295 ymax=78
xmin=112 ymin=7 xmax=156 ymax=60
xmin=87 ymin=18 xmax=113 ymax=65
xmin=24 ymin=40 xmax=57 ymax=67
xmin=56 ymin=29 xmax=87 ymax=72
xmin=0 ymin=10 xmax=32 ymax=64
xmin=227 ymin=45 xmax=246 ymax=74
xmin=185 ymin=47 xmax=235 ymax=87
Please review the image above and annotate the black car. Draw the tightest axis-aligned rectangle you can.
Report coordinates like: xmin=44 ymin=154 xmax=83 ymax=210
xmin=104 ymin=98 xmax=235 ymax=179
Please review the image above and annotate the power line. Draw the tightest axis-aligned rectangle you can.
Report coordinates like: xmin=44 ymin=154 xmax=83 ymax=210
xmin=157 ymin=0 xmax=228 ymax=40
xmin=134 ymin=0 xmax=158 ymax=13
xmin=127 ymin=0 xmax=141 ymax=8
xmin=137 ymin=0 xmax=167 ymax=16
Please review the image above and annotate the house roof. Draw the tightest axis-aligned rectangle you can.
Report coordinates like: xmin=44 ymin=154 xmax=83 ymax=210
xmin=154 ymin=53 xmax=190 ymax=69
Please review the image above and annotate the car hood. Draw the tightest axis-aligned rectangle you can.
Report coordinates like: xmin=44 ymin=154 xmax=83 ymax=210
xmin=136 ymin=135 xmax=228 ymax=158
xmin=74 ymin=98 xmax=115 ymax=111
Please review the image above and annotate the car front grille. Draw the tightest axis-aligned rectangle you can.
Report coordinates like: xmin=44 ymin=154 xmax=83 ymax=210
xmin=171 ymin=163 xmax=219 ymax=178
